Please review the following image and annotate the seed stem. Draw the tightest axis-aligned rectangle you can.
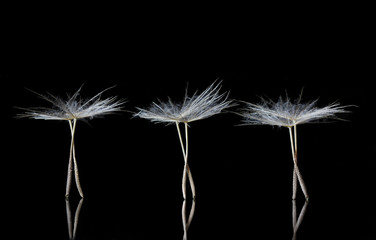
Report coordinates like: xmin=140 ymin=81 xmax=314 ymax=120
xmin=175 ymin=122 xmax=196 ymax=199
xmin=185 ymin=122 xmax=196 ymax=198
xmin=292 ymin=124 xmax=298 ymax=199
xmin=288 ymin=126 xmax=309 ymax=200
xmin=66 ymin=120 xmax=75 ymax=198
xmin=66 ymin=119 xmax=84 ymax=198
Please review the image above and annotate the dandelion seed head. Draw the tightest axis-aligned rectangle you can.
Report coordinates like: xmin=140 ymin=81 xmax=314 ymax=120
xmin=134 ymin=81 xmax=234 ymax=124
xmin=17 ymin=86 xmax=125 ymax=121
xmin=240 ymin=94 xmax=350 ymax=127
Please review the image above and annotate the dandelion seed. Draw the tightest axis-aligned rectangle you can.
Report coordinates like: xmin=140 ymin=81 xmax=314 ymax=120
xmin=17 ymin=86 xmax=125 ymax=198
xmin=239 ymin=92 xmax=350 ymax=200
xmin=134 ymin=81 xmax=234 ymax=199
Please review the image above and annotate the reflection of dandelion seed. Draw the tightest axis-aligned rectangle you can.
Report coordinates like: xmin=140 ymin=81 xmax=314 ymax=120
xmin=292 ymin=199 xmax=309 ymax=240
xmin=134 ymin=81 xmax=234 ymax=199
xmin=182 ymin=199 xmax=196 ymax=240
xmin=66 ymin=198 xmax=84 ymax=239
xmin=17 ymin=86 xmax=125 ymax=198
xmin=239 ymin=92 xmax=350 ymax=200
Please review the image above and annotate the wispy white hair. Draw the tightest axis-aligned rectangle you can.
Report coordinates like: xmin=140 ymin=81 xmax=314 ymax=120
xmin=17 ymin=86 xmax=125 ymax=120
xmin=239 ymin=94 xmax=350 ymax=127
xmin=134 ymin=81 xmax=234 ymax=124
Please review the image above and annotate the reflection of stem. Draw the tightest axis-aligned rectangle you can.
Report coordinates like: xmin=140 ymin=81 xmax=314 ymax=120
xmin=66 ymin=198 xmax=84 ymax=240
xmin=182 ymin=200 xmax=187 ymax=239
xmin=73 ymin=198 xmax=84 ymax=238
xmin=292 ymin=199 xmax=297 ymax=230
xmin=295 ymin=201 xmax=308 ymax=232
xmin=66 ymin=119 xmax=84 ymax=198
xmin=187 ymin=199 xmax=196 ymax=230
xmin=288 ymin=126 xmax=309 ymax=200
xmin=182 ymin=199 xmax=196 ymax=240
xmin=66 ymin=199 xmax=73 ymax=239
xmin=292 ymin=200 xmax=309 ymax=240
xmin=176 ymin=122 xmax=196 ymax=199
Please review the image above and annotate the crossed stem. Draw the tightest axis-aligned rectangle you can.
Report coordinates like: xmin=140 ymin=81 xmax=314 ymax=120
xmin=65 ymin=119 xmax=84 ymax=198
xmin=176 ymin=122 xmax=196 ymax=199
xmin=288 ymin=125 xmax=309 ymax=200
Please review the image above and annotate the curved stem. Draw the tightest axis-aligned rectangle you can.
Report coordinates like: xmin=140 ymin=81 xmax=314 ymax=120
xmin=176 ymin=122 xmax=186 ymax=157
xmin=185 ymin=122 xmax=188 ymax=164
xmin=294 ymin=124 xmax=297 ymax=155
xmin=176 ymin=122 xmax=187 ymax=199
xmin=68 ymin=119 xmax=84 ymax=198
xmin=293 ymin=162 xmax=309 ymax=200
xmin=293 ymin=124 xmax=298 ymax=199
xmin=185 ymin=122 xmax=196 ymax=198
xmin=288 ymin=126 xmax=309 ymax=200
xmin=66 ymin=120 xmax=75 ymax=198
xmin=292 ymin=125 xmax=298 ymax=199
xmin=292 ymin=170 xmax=297 ymax=199
xmin=72 ymin=144 xmax=84 ymax=198
xmin=175 ymin=122 xmax=196 ymax=199
xmin=182 ymin=163 xmax=187 ymax=200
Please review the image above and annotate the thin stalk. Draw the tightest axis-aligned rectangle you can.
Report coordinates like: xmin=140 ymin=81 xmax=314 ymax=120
xmin=185 ymin=122 xmax=196 ymax=198
xmin=292 ymin=124 xmax=298 ymax=199
xmin=294 ymin=124 xmax=297 ymax=155
xmin=176 ymin=121 xmax=186 ymax=157
xmin=292 ymin=170 xmax=297 ymax=199
xmin=72 ymin=146 xmax=84 ymax=198
xmin=66 ymin=119 xmax=75 ymax=198
xmin=288 ymin=127 xmax=295 ymax=164
xmin=68 ymin=119 xmax=84 ymax=198
xmin=175 ymin=122 xmax=196 ymax=199
xmin=185 ymin=122 xmax=189 ymax=163
xmin=176 ymin=122 xmax=187 ymax=199
xmin=182 ymin=162 xmax=187 ymax=200
xmin=288 ymin=127 xmax=309 ymax=200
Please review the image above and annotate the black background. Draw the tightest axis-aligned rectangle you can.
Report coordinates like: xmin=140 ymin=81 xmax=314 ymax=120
xmin=2 ymin=4 xmax=375 ymax=239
